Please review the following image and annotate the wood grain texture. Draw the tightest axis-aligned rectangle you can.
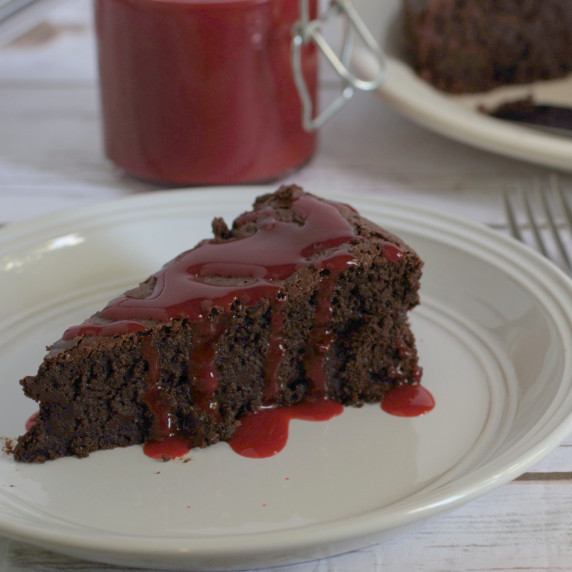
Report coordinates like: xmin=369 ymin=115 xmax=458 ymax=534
xmin=1 ymin=1 xmax=572 ymax=571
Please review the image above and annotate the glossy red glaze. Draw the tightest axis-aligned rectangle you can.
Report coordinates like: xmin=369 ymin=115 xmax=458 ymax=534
xmin=97 ymin=195 xmax=363 ymax=421
xmin=25 ymin=411 xmax=39 ymax=432
xmin=228 ymin=398 xmax=344 ymax=458
xmin=381 ymin=243 xmax=405 ymax=262
xmin=381 ymin=383 xmax=435 ymax=417
xmin=98 ymin=196 xmax=359 ymax=323
xmin=143 ymin=435 xmax=191 ymax=460
xmin=63 ymin=320 xmax=148 ymax=340
xmin=62 ymin=193 xmax=415 ymax=458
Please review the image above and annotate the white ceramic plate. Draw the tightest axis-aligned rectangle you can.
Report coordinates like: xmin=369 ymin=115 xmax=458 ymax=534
xmin=351 ymin=0 xmax=572 ymax=172
xmin=1 ymin=187 xmax=572 ymax=571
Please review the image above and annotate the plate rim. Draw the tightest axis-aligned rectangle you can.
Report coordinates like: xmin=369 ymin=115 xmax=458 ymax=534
xmin=352 ymin=47 xmax=572 ymax=172
xmin=1 ymin=186 xmax=572 ymax=569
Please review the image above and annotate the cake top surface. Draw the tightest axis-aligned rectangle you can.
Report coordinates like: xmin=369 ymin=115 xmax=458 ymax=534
xmin=61 ymin=185 xmax=411 ymax=342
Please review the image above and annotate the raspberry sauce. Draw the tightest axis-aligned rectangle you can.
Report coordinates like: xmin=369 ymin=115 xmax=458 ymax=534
xmin=86 ymin=194 xmax=366 ymax=417
xmin=25 ymin=411 xmax=39 ymax=431
xmin=64 ymin=193 xmax=417 ymax=459
xmin=94 ymin=0 xmax=318 ymax=185
xmin=63 ymin=320 xmax=147 ymax=340
xmin=225 ymin=385 xmax=435 ymax=459
xmin=228 ymin=398 xmax=344 ymax=458
xmin=381 ymin=383 xmax=435 ymax=417
xmin=143 ymin=436 xmax=191 ymax=461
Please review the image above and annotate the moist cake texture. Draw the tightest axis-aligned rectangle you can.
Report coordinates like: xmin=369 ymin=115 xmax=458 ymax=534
xmin=404 ymin=0 xmax=572 ymax=93
xmin=14 ymin=185 xmax=424 ymax=462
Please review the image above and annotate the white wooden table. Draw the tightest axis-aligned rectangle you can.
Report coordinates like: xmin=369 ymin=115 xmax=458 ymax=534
xmin=1 ymin=2 xmax=572 ymax=570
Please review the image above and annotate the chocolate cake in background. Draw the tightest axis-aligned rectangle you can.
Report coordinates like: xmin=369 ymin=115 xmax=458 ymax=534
xmin=404 ymin=0 xmax=572 ymax=93
xmin=14 ymin=185 xmax=424 ymax=463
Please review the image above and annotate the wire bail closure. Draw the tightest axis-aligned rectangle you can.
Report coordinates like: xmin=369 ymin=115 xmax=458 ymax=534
xmin=292 ymin=0 xmax=388 ymax=131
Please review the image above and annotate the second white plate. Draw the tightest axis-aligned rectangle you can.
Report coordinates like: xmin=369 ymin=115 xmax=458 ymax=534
xmin=351 ymin=0 xmax=572 ymax=172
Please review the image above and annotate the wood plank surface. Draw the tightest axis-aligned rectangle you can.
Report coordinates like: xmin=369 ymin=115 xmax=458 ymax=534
xmin=0 ymin=2 xmax=571 ymax=571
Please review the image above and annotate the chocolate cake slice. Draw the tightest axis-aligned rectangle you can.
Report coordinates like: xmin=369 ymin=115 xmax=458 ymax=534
xmin=404 ymin=0 xmax=572 ymax=94
xmin=14 ymin=185 xmax=423 ymax=463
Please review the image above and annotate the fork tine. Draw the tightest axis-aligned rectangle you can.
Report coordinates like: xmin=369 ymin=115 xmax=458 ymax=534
xmin=504 ymin=179 xmax=572 ymax=275
xmin=521 ymin=187 xmax=549 ymax=257
xmin=539 ymin=180 xmax=572 ymax=273
xmin=503 ymin=191 xmax=523 ymax=241
xmin=552 ymin=175 xmax=572 ymax=236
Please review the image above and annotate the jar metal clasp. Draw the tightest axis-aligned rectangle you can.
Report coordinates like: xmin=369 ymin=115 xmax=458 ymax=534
xmin=292 ymin=0 xmax=388 ymax=131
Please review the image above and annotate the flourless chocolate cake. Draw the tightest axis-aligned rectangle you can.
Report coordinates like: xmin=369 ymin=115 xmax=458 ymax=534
xmin=404 ymin=0 xmax=572 ymax=93
xmin=14 ymin=185 xmax=424 ymax=462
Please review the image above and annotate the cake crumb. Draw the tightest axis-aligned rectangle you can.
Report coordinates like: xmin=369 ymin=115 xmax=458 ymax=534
xmin=1 ymin=437 xmax=15 ymax=456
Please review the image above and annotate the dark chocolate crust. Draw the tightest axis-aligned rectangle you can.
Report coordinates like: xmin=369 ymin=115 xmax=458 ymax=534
xmin=404 ymin=0 xmax=572 ymax=93
xmin=14 ymin=185 xmax=423 ymax=462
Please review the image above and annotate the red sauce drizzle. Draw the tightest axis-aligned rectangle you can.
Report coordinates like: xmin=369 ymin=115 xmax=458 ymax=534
xmin=381 ymin=243 xmax=404 ymax=262
xmin=63 ymin=320 xmax=148 ymax=340
xmin=303 ymin=263 xmax=350 ymax=395
xmin=25 ymin=411 xmax=39 ymax=431
xmin=141 ymin=337 xmax=180 ymax=441
xmin=143 ymin=436 xmax=191 ymax=461
xmin=381 ymin=383 xmax=435 ymax=417
xmin=186 ymin=318 xmax=228 ymax=415
xmin=262 ymin=300 xmax=286 ymax=403
xmin=63 ymin=193 xmax=411 ymax=458
xmin=228 ymin=398 xmax=343 ymax=459
xmin=96 ymin=196 xmax=361 ymax=323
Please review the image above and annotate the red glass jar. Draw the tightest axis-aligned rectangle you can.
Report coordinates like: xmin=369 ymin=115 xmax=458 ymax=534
xmin=94 ymin=0 xmax=318 ymax=186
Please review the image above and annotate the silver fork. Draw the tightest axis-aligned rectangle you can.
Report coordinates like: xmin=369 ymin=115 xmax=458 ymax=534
xmin=503 ymin=177 xmax=572 ymax=275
